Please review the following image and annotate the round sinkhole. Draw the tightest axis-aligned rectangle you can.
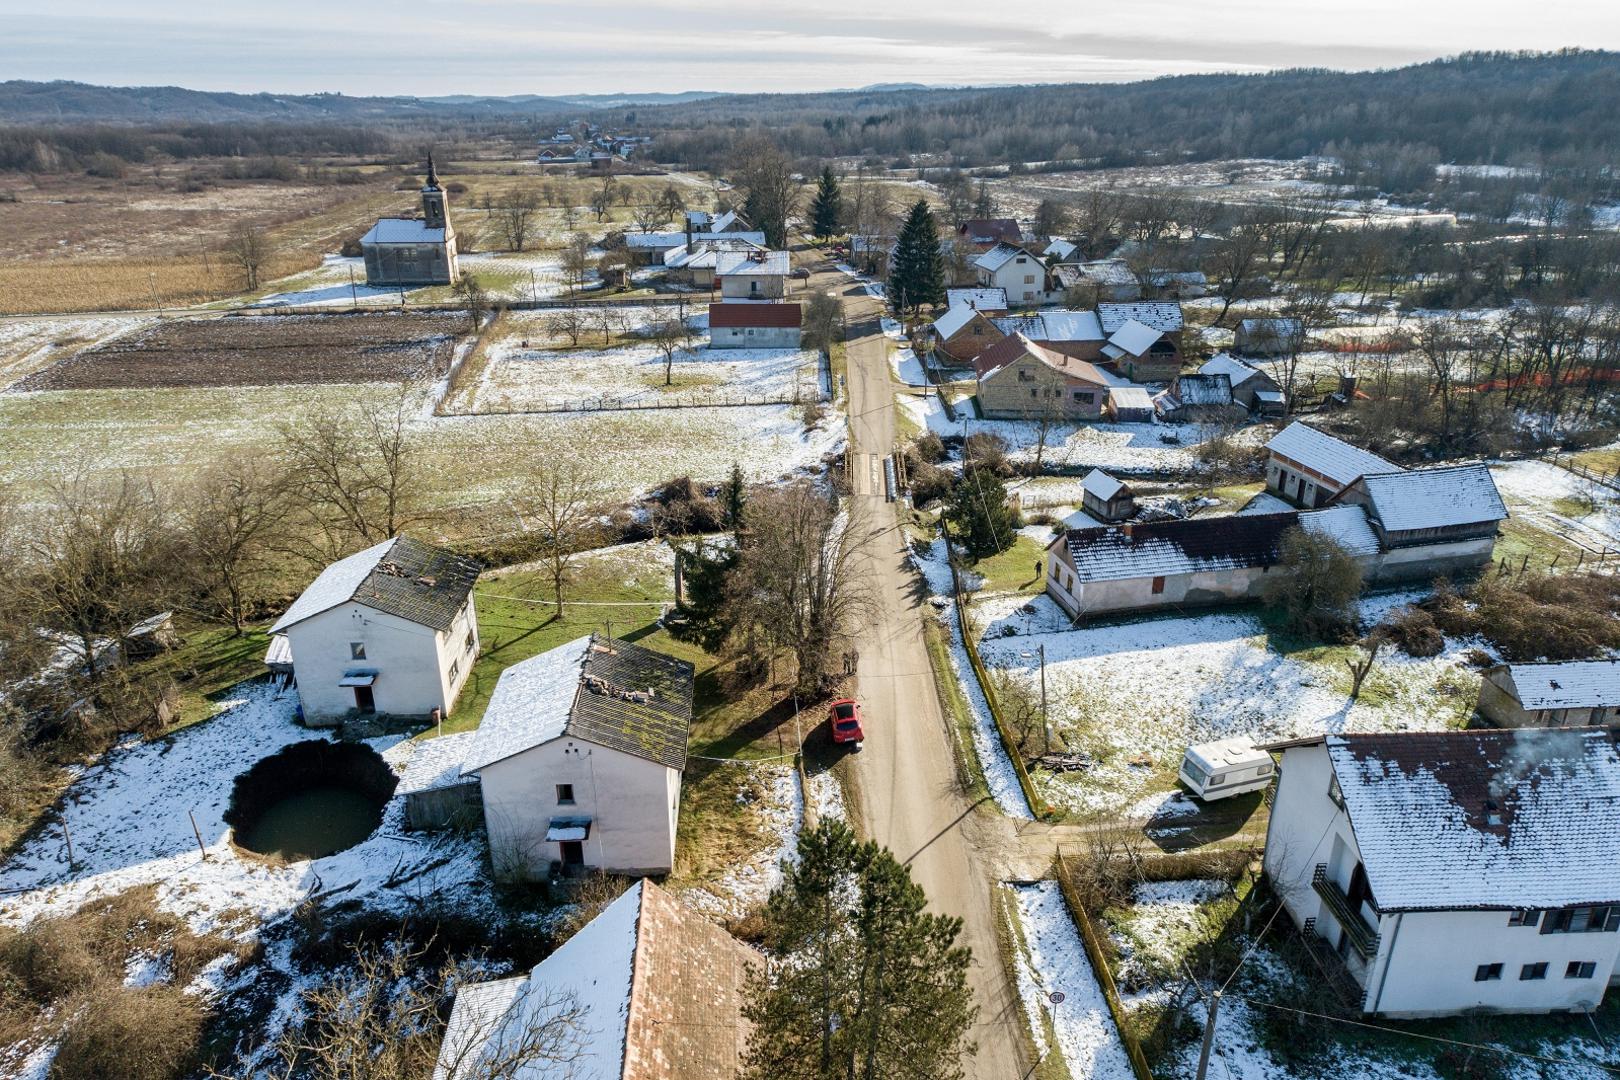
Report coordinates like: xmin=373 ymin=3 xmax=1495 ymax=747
xmin=226 ymin=741 xmax=397 ymax=861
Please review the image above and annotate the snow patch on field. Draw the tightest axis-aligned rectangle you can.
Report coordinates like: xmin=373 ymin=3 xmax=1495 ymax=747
xmin=683 ymin=764 xmax=802 ymax=920
xmin=1007 ymin=882 xmax=1136 ymax=1080
xmin=1493 ymin=458 xmax=1620 ymax=548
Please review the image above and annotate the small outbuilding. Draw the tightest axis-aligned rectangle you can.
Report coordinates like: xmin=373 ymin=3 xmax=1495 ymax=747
xmin=1080 ymin=469 xmax=1136 ymax=522
xmin=1477 ymin=660 xmax=1620 ymax=728
xmin=708 ymin=302 xmax=802 ymax=348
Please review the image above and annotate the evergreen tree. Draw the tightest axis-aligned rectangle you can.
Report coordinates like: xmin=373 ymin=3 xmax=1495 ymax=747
xmin=670 ymin=540 xmax=739 ymax=653
xmin=742 ymin=820 xmax=976 ymax=1080
xmin=720 ymin=461 xmax=748 ymax=533
xmin=944 ymin=468 xmax=1018 ymax=560
xmin=886 ymin=200 xmax=946 ymax=318
xmin=809 ymin=166 xmax=843 ymax=240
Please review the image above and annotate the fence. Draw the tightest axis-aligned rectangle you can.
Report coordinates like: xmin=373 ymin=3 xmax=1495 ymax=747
xmin=1052 ymin=846 xmax=1157 ymax=1080
xmin=445 ymin=385 xmax=825 ymax=417
xmin=943 ymin=531 xmax=1051 ymax=820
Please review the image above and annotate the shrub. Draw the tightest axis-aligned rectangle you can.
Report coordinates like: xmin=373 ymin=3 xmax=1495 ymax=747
xmin=1379 ymin=606 xmax=1444 ymax=657
xmin=50 ymin=984 xmax=205 ymax=1080
xmin=1261 ymin=528 xmax=1363 ymax=640
xmin=962 ymin=432 xmax=1011 ymax=477
xmin=908 ymin=460 xmax=952 ymax=506
xmin=0 ymin=917 xmax=98 ymax=1002
xmin=913 ymin=431 xmax=946 ymax=464
xmin=1425 ymin=572 xmax=1620 ymax=661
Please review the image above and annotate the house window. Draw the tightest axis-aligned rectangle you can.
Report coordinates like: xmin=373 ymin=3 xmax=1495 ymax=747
xmin=1541 ymin=906 xmax=1620 ymax=934
xmin=1567 ymin=961 xmax=1597 ymax=979
xmin=350 ymin=642 xmax=366 ymax=660
xmin=1519 ymin=962 xmax=1548 ymax=980
xmin=1150 ymin=576 xmax=1166 ymax=595
xmin=1508 ymin=909 xmax=1542 ymax=928
xmin=1030 ymin=389 xmax=1039 ymax=398
xmin=556 ymin=783 xmax=576 ymax=805
xmin=1328 ymin=773 xmax=1345 ymax=810
xmin=1024 ymin=275 xmax=1036 ymax=285
xmin=1074 ymin=392 xmax=1094 ymax=404
xmin=465 ymin=629 xmax=477 ymax=654
xmin=1473 ymin=963 xmax=1503 ymax=982
xmin=448 ymin=660 xmax=460 ymax=682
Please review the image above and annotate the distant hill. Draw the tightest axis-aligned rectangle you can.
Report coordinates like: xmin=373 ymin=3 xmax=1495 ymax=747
xmin=0 ymin=81 xmax=580 ymax=123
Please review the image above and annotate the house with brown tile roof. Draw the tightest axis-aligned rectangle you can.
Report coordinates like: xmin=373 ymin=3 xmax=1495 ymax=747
xmin=974 ymin=333 xmax=1120 ymax=421
xmin=435 ymin=879 xmax=756 ymax=1079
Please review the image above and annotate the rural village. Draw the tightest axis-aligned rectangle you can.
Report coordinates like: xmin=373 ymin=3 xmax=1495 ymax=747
xmin=2 ymin=42 xmax=1620 ymax=1080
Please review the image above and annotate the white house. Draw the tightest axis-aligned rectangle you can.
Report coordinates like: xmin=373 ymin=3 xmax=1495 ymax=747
xmin=1263 ymin=730 xmax=1620 ymax=1018
xmin=459 ymin=634 xmax=693 ymax=881
xmin=715 ymin=249 xmax=790 ymax=299
xmin=435 ymin=879 xmax=754 ymax=1080
xmin=269 ymin=536 xmax=480 ymax=727
xmin=973 ymin=242 xmax=1049 ymax=305
xmin=1265 ymin=420 xmax=1402 ymax=507
xmin=707 ymin=302 xmax=802 ymax=349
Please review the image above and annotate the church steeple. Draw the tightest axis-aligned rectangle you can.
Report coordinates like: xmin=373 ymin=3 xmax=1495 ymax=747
xmin=420 ymin=154 xmax=450 ymax=232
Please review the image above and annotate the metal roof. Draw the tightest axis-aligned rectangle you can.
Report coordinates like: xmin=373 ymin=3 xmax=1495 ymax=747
xmin=1265 ymin=421 xmax=1402 ymax=488
xmin=1057 ymin=512 xmax=1299 ymax=583
xmin=362 ymin=218 xmax=447 ymax=245
xmin=271 ymin=536 xmax=478 ymax=634
xmin=1351 ymin=464 xmax=1508 ymax=533
xmin=1502 ymin=660 xmax=1620 ymax=710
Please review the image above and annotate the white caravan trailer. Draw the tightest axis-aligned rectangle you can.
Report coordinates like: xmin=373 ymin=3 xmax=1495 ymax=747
xmin=1178 ymin=737 xmax=1274 ymax=801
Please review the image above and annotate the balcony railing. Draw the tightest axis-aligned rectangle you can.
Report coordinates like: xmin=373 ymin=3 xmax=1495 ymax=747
xmin=1313 ymin=863 xmax=1380 ymax=960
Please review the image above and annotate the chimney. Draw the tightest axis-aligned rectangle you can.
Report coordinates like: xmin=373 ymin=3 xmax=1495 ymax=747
xmin=1122 ymin=522 xmax=1134 ymax=538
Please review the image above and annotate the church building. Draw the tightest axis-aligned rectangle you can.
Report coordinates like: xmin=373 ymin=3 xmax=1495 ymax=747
xmin=360 ymin=156 xmax=460 ymax=286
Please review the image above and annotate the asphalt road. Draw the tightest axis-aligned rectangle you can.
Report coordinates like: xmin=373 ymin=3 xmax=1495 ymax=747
xmin=833 ymin=271 xmax=1032 ymax=1079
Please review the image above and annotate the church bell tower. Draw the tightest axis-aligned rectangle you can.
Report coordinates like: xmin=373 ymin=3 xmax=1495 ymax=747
xmin=421 ymin=154 xmax=450 ymax=232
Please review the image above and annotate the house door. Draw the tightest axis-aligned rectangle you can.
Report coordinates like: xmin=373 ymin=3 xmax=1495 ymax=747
xmin=353 ymin=685 xmax=375 ymax=713
xmin=560 ymin=840 xmax=585 ymax=867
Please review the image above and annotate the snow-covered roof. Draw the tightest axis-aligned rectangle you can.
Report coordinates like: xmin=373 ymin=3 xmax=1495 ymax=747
xmin=1146 ymin=269 xmax=1208 ymax=287
xmin=263 ymin=633 xmax=292 ymax=668
xmin=1103 ymin=318 xmax=1162 ymax=358
xmin=1199 ymin=352 xmax=1268 ymax=388
xmin=1044 ymin=238 xmax=1078 ymax=261
xmin=931 ymin=304 xmax=989 ymax=341
xmin=1108 ymin=386 xmax=1154 ymax=411
xmin=1070 ymin=259 xmax=1138 ymax=287
xmin=991 ymin=309 xmax=1104 ymax=343
xmin=1351 ymin=465 xmax=1507 ymax=533
xmin=1265 ymin=421 xmax=1402 ymax=488
xmin=1501 ymin=660 xmax=1620 ymax=711
xmin=1098 ymin=301 xmax=1183 ymax=334
xmin=270 ymin=537 xmax=479 ymax=635
xmin=461 ymin=635 xmax=591 ymax=773
xmin=945 ymin=287 xmax=1008 ymax=311
xmin=975 ymin=334 xmax=1120 ymax=387
xmin=436 ymin=880 xmax=757 ymax=1080
xmin=711 ymin=209 xmax=742 ymax=232
xmin=715 ymin=249 xmax=790 ymax=277
xmin=398 ymin=731 xmax=481 ymax=795
xmin=1238 ymin=317 xmax=1304 ymax=336
xmin=1298 ymin=505 xmax=1382 ymax=556
xmin=461 ymin=634 xmax=694 ymax=775
xmin=1324 ymin=730 xmax=1620 ymax=911
xmin=362 ymin=218 xmax=447 ymax=245
xmin=1055 ymin=512 xmax=1298 ymax=583
xmin=974 ymin=241 xmax=1039 ymax=273
xmin=626 ymin=231 xmax=685 ymax=249
xmin=1186 ymin=737 xmax=1268 ymax=772
xmin=1169 ymin=373 xmax=1233 ymax=407
xmin=1082 ymin=469 xmax=1128 ymax=502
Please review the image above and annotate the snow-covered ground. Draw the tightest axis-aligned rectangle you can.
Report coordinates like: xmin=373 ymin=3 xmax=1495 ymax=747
xmin=889 ymin=345 xmax=928 ymax=386
xmin=0 ymin=315 xmax=147 ymax=389
xmin=254 ymin=251 xmax=573 ymax=308
xmin=1108 ymin=879 xmax=1229 ymax=1004
xmin=1492 ymin=458 xmax=1620 ymax=550
xmin=975 ymin=591 xmax=1481 ymax=814
xmin=910 ymin=538 xmax=1034 ymax=820
xmin=1006 ymin=882 xmax=1136 ymax=1080
xmin=682 ymin=764 xmax=802 ymax=920
xmin=466 ymin=337 xmax=820 ymax=413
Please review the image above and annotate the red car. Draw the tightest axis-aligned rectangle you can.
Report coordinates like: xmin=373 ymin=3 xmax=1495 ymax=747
xmin=829 ymin=698 xmax=865 ymax=747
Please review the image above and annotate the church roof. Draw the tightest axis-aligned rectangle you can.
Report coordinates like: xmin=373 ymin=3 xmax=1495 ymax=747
xmin=362 ymin=218 xmax=448 ymax=245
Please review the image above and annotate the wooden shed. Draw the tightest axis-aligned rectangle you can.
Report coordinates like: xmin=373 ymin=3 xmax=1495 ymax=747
xmin=1080 ymin=469 xmax=1136 ymax=522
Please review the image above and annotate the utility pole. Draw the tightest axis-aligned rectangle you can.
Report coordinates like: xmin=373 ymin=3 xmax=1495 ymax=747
xmin=348 ymin=265 xmax=359 ymax=309
xmin=1194 ymin=989 xmax=1222 ymax=1080
xmin=1039 ymin=642 xmax=1049 ymax=756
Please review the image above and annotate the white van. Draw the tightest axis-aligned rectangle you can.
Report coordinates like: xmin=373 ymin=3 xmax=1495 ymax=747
xmin=1178 ymin=738 xmax=1275 ymax=801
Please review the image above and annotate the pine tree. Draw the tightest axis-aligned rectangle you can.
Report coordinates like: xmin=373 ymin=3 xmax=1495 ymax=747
xmin=944 ymin=468 xmax=1018 ymax=560
xmin=670 ymin=540 xmax=739 ymax=653
xmin=720 ymin=461 xmax=748 ymax=533
xmin=741 ymin=821 xmax=976 ymax=1080
xmin=809 ymin=166 xmax=843 ymax=240
xmin=886 ymin=200 xmax=946 ymax=318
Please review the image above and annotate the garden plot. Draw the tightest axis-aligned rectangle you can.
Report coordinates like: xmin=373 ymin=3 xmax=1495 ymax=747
xmin=466 ymin=338 xmax=820 ymax=413
xmin=10 ymin=312 xmax=466 ymax=391
xmin=0 ymin=315 xmax=147 ymax=389
xmin=975 ymin=593 xmax=1482 ymax=816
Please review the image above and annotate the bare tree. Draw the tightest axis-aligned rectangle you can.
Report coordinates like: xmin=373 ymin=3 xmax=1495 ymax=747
xmin=278 ymin=391 xmax=422 ymax=562
xmin=453 ymin=275 xmax=489 ymax=332
xmin=225 ymin=224 xmax=270 ymax=291
xmin=647 ymin=318 xmax=690 ymax=386
xmin=732 ymin=135 xmax=799 ymax=248
xmin=180 ymin=457 xmax=290 ymax=633
xmin=522 ymin=450 xmax=607 ymax=618
xmin=631 ymin=197 xmax=667 ymax=233
xmin=588 ymin=304 xmax=624 ymax=346
xmin=590 ymin=176 xmax=617 ymax=222
xmin=730 ymin=483 xmax=872 ymax=693
xmin=1346 ymin=632 xmax=1386 ymax=700
xmin=802 ymin=291 xmax=845 ymax=353
xmin=561 ymin=233 xmax=594 ymax=298
xmin=1207 ymin=215 xmax=1272 ymax=326
xmin=545 ymin=307 xmax=585 ymax=347
xmin=657 ymin=183 xmax=687 ymax=222
xmin=244 ymin=938 xmax=588 ymax=1080
xmin=492 ymin=189 xmax=542 ymax=252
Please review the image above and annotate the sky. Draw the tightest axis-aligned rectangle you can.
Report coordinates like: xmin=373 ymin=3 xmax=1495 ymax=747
xmin=0 ymin=0 xmax=1617 ymax=97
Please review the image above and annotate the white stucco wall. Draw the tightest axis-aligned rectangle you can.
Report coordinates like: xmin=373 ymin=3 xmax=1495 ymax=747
xmin=1267 ymin=744 xmax=1620 ymax=1018
xmin=720 ymin=273 xmax=785 ymax=299
xmin=980 ymin=256 xmax=1046 ymax=305
xmin=285 ymin=596 xmax=477 ymax=726
xmin=478 ymin=737 xmax=681 ymax=881
xmin=709 ymin=325 xmax=802 ymax=349
xmin=1363 ymin=536 xmax=1495 ymax=583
